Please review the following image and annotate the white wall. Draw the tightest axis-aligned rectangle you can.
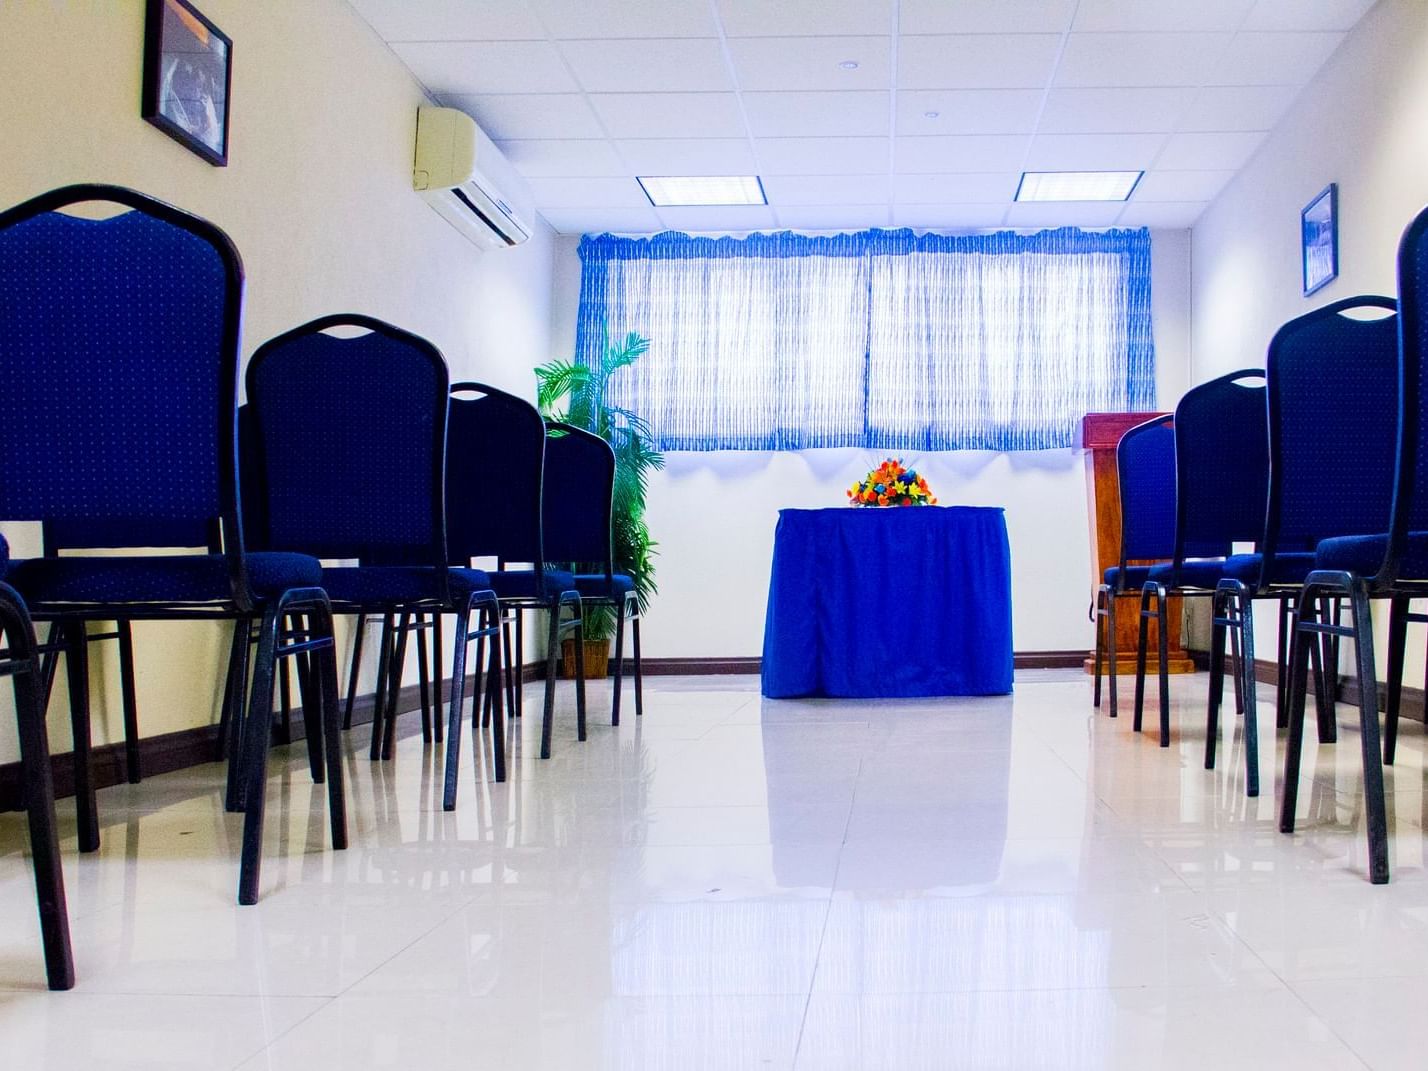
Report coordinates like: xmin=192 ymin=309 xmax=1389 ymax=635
xmin=1191 ymin=0 xmax=1428 ymax=676
xmin=551 ymin=229 xmax=1194 ymax=657
xmin=0 ymin=0 xmax=557 ymax=764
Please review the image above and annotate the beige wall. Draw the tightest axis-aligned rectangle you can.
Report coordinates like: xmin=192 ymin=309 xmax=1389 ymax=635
xmin=0 ymin=0 xmax=558 ymax=764
xmin=1191 ymin=0 xmax=1428 ymax=675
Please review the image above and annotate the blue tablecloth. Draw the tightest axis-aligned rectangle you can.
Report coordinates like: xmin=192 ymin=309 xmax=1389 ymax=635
xmin=761 ymin=506 xmax=1013 ymax=698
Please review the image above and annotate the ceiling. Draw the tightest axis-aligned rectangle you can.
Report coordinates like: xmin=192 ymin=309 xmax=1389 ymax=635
xmin=349 ymin=0 xmax=1379 ymax=235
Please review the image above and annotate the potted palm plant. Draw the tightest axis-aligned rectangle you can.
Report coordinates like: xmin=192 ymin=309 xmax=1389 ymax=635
xmin=534 ymin=331 xmax=662 ymax=677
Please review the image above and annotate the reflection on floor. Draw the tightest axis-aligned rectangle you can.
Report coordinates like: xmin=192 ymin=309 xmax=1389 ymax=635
xmin=1 ymin=670 xmax=1426 ymax=1069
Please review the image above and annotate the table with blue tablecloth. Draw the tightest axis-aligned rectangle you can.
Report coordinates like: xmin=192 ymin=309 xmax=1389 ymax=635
xmin=760 ymin=506 xmax=1013 ymax=698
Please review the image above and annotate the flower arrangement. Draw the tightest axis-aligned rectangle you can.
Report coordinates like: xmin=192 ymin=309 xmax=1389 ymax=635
xmin=848 ymin=458 xmax=938 ymax=507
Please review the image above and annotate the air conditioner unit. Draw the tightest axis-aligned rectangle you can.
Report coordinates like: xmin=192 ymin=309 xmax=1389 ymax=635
xmin=413 ymin=106 xmax=533 ymax=250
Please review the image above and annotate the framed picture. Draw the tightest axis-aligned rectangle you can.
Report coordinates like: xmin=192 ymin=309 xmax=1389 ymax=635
xmin=1301 ymin=183 xmax=1338 ymax=296
xmin=141 ymin=0 xmax=232 ymax=166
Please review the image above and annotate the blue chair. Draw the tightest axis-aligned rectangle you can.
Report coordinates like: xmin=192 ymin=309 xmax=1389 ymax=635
xmin=1136 ymin=372 xmax=1266 ymax=784
xmin=241 ymin=316 xmax=507 ymax=790
xmin=0 ymin=184 xmax=345 ymax=906
xmin=445 ymin=382 xmax=584 ymax=774
xmin=1091 ymin=415 xmax=1175 ymax=722
xmin=1280 ymin=216 xmax=1428 ymax=884
xmin=0 ymin=543 xmax=73 ymax=990
xmin=543 ymin=422 xmax=644 ymax=724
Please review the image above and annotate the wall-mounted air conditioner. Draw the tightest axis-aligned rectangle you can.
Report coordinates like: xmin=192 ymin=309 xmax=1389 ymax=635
xmin=413 ymin=105 xmax=533 ymax=250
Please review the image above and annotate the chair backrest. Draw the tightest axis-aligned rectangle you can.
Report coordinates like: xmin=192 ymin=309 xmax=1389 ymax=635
xmin=1385 ymin=206 xmax=1428 ymax=582
xmin=1170 ymin=369 xmax=1267 ymax=567
xmin=1115 ymin=415 xmax=1176 ymax=577
xmin=1264 ymin=295 xmax=1399 ymax=582
xmin=445 ymin=382 xmax=546 ymax=566
xmin=0 ymin=184 xmax=249 ymax=602
xmin=244 ymin=315 xmax=449 ymax=573
xmin=542 ymin=422 xmax=616 ymax=576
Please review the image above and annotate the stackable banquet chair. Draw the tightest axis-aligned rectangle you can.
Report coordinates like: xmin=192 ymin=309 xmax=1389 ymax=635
xmin=0 ymin=184 xmax=346 ymax=906
xmin=1134 ymin=371 xmax=1268 ymax=787
xmin=240 ymin=316 xmax=506 ymax=785
xmin=0 ymin=544 xmax=73 ymax=990
xmin=1200 ymin=299 xmax=1399 ymax=803
xmin=1280 ymin=214 xmax=1428 ymax=885
xmin=542 ymin=422 xmax=644 ymax=725
xmin=1092 ymin=415 xmax=1175 ymax=721
xmin=444 ymin=382 xmax=584 ymax=779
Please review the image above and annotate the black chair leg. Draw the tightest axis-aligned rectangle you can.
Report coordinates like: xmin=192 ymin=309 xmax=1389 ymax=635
xmin=432 ymin=615 xmax=444 ymax=744
xmin=369 ymin=613 xmax=394 ymax=762
xmin=541 ymin=606 xmax=560 ymax=760
xmin=1206 ymin=586 xmax=1228 ymax=772
xmin=342 ymin=612 xmax=366 ymax=731
xmin=1229 ymin=614 xmax=1244 ymax=716
xmin=1154 ymin=585 xmax=1171 ymax=747
xmin=62 ymin=621 xmax=99 ymax=854
xmin=484 ymin=600 xmax=506 ymax=783
xmin=1132 ymin=585 xmax=1152 ymax=733
xmin=1236 ymin=585 xmax=1260 ymax=798
xmin=1385 ymin=595 xmax=1409 ymax=766
xmin=1306 ymin=601 xmax=1337 ymax=743
xmin=513 ymin=608 xmax=524 ymax=717
xmin=612 ymin=599 xmax=626 ymax=727
xmin=274 ymin=658 xmax=292 ymax=745
xmin=115 ymin=620 xmax=141 ymax=784
xmin=295 ymin=616 xmax=324 ymax=785
xmin=1276 ymin=596 xmax=1291 ymax=729
xmin=310 ymin=602 xmax=348 ymax=855
xmin=3 ymin=592 xmax=75 ymax=990
xmin=632 ymin=614 xmax=644 ymax=717
xmin=417 ymin=612 xmax=432 ymax=744
xmin=1279 ymin=589 xmax=1314 ymax=836
xmin=1346 ymin=581 xmax=1390 ymax=884
xmin=1092 ymin=587 xmax=1107 ymax=709
xmin=442 ymin=604 xmax=472 ymax=812
xmin=573 ymin=601 xmax=587 ymax=743
xmin=1106 ymin=590 xmax=1118 ymax=720
xmin=223 ymin=617 xmax=253 ymax=813
xmin=381 ymin=611 xmax=411 ymax=761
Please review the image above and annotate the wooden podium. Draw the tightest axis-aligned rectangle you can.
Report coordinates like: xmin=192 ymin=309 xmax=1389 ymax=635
xmin=1078 ymin=412 xmax=1194 ymax=676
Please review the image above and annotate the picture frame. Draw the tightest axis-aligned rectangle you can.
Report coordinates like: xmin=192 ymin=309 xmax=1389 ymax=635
xmin=1301 ymin=182 xmax=1338 ymax=296
xmin=141 ymin=0 xmax=232 ymax=167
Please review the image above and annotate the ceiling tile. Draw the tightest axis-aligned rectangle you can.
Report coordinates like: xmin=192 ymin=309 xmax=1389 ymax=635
xmin=391 ymin=41 xmax=578 ymax=95
xmin=1054 ymin=32 xmax=1232 ymax=87
xmin=756 ymin=137 xmax=891 ymax=174
xmin=559 ymin=38 xmax=733 ymax=93
xmin=761 ymin=175 xmax=892 ymax=206
xmin=1115 ymin=201 xmax=1208 ymax=228
xmin=497 ymin=139 xmax=627 ymax=178
xmin=893 ymin=173 xmax=1021 ymax=204
xmin=615 ymin=138 xmax=758 ymax=174
xmin=1242 ymin=0 xmax=1377 ymax=32
xmin=589 ymin=93 xmax=748 ymax=138
xmin=717 ymin=0 xmax=895 ymax=37
xmin=895 ymin=90 xmax=1044 ymax=135
xmin=538 ymin=206 xmax=664 ymax=234
xmin=1071 ymin=0 xmax=1256 ymax=33
xmin=1176 ymin=86 xmax=1299 ymax=132
xmin=1003 ymin=202 xmax=1127 ymax=227
xmin=899 ymin=0 xmax=1076 ymax=34
xmin=1037 ymin=88 xmax=1195 ymax=134
xmin=349 ymin=0 xmax=546 ymax=41
xmin=443 ymin=94 xmax=606 ymax=140
xmin=898 ymin=34 xmax=1063 ymax=90
xmin=1156 ymin=131 xmax=1265 ymax=170
xmin=893 ymin=204 xmax=1013 ymax=229
xmin=1132 ymin=170 xmax=1235 ymax=201
xmin=726 ymin=36 xmax=892 ymax=91
xmin=896 ymin=135 xmax=1029 ymax=173
xmin=1023 ymin=133 xmax=1166 ymax=170
xmin=1208 ymin=32 xmax=1346 ymax=86
xmin=742 ymin=91 xmax=890 ymax=137
xmin=526 ymin=176 xmax=650 ymax=208
xmin=533 ymin=0 xmax=717 ymax=39
xmin=655 ymin=205 xmax=779 ymax=232
xmin=774 ymin=205 xmax=894 ymax=230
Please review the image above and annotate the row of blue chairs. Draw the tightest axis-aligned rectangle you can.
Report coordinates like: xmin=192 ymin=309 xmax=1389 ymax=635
xmin=1092 ymin=203 xmax=1428 ymax=885
xmin=0 ymin=184 xmax=639 ymax=990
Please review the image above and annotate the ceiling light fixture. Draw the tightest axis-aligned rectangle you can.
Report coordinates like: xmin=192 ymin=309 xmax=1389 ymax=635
xmin=637 ymin=175 xmax=768 ymax=207
xmin=1015 ymin=170 xmax=1144 ymax=202
xmin=839 ymin=60 xmax=860 ymax=70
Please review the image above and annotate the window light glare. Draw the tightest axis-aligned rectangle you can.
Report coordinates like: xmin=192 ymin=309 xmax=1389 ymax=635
xmin=1015 ymin=171 xmax=1144 ymax=202
xmin=638 ymin=175 xmax=767 ymax=207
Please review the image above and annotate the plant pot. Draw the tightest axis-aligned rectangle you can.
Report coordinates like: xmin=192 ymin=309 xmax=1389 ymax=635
xmin=561 ymin=637 xmax=610 ymax=680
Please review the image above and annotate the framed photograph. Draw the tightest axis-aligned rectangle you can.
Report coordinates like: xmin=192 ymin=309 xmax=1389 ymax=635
xmin=141 ymin=0 xmax=232 ymax=166
xmin=1301 ymin=183 xmax=1338 ymax=296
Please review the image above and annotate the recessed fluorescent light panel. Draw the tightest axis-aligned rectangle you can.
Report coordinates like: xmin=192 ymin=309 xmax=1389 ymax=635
xmin=637 ymin=175 xmax=767 ymax=207
xmin=1016 ymin=171 xmax=1144 ymax=202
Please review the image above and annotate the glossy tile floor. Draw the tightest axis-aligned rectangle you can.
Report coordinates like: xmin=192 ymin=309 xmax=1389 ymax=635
xmin=2 ymin=669 xmax=1427 ymax=1069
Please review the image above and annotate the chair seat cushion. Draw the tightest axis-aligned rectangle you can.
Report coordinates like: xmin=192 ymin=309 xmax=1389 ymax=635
xmin=574 ymin=572 xmax=635 ymax=599
xmin=1146 ymin=552 xmax=1317 ymax=590
xmin=1315 ymin=532 xmax=1428 ymax=578
xmin=6 ymin=552 xmax=320 ymax=606
xmin=321 ymin=565 xmax=492 ymax=607
xmin=487 ymin=569 xmax=577 ymax=601
xmin=1103 ymin=565 xmax=1154 ymax=589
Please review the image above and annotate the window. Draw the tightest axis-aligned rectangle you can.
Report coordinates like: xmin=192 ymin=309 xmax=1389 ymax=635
xmin=575 ymin=227 xmax=1155 ymax=451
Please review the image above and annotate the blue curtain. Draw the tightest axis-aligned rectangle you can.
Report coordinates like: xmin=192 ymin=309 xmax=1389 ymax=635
xmin=576 ymin=227 xmax=1155 ymax=452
